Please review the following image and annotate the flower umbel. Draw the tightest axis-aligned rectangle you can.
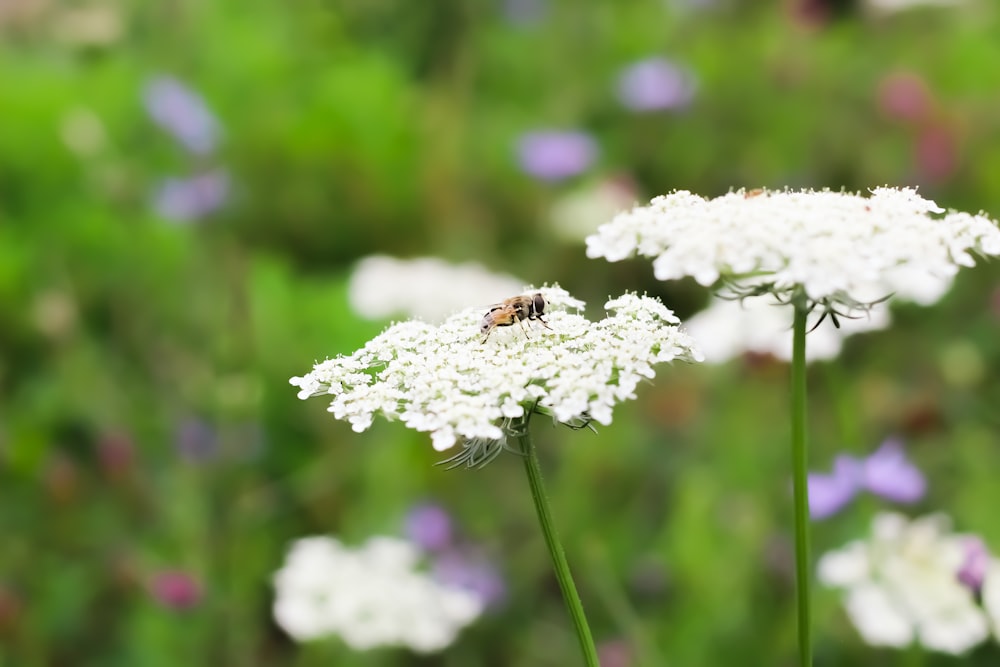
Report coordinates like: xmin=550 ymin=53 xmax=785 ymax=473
xmin=586 ymin=187 xmax=1000 ymax=318
xmin=291 ymin=286 xmax=702 ymax=455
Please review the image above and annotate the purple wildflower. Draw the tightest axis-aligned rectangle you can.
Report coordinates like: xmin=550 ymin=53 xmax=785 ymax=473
xmin=516 ymin=130 xmax=597 ymax=182
xmin=808 ymin=438 xmax=926 ymax=520
xmin=597 ymin=639 xmax=634 ymax=667
xmin=808 ymin=456 xmax=863 ymax=519
xmin=149 ymin=570 xmax=202 ymax=610
xmin=877 ymin=71 xmax=932 ymax=123
xmin=153 ymin=170 xmax=229 ymax=222
xmin=862 ymin=437 xmax=926 ymax=503
xmin=143 ymin=76 xmax=221 ymax=155
xmin=432 ymin=549 xmax=506 ymax=609
xmin=404 ymin=503 xmax=454 ymax=553
xmin=615 ymin=57 xmax=697 ymax=112
xmin=957 ymin=537 xmax=990 ymax=596
xmin=175 ymin=419 xmax=219 ymax=462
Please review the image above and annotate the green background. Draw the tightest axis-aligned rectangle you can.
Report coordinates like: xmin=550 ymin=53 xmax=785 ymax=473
xmin=3 ymin=1 xmax=1000 ymax=665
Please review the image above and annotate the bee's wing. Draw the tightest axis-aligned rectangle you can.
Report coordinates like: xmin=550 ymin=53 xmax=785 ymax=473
xmin=475 ymin=301 xmax=508 ymax=313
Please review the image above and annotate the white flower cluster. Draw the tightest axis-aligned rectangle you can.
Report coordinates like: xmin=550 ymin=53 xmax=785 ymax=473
xmin=586 ymin=187 xmax=1000 ymax=309
xmin=273 ymin=536 xmax=483 ymax=653
xmin=686 ymin=295 xmax=890 ymax=363
xmin=819 ymin=512 xmax=1000 ymax=655
xmin=348 ymin=255 xmax=525 ymax=323
xmin=291 ymin=286 xmax=702 ymax=451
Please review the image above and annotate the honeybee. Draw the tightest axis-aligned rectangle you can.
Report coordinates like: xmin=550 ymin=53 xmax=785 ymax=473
xmin=480 ymin=293 xmax=552 ymax=343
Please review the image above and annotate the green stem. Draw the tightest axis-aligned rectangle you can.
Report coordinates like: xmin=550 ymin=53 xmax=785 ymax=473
xmin=791 ymin=299 xmax=812 ymax=667
xmin=514 ymin=423 xmax=599 ymax=667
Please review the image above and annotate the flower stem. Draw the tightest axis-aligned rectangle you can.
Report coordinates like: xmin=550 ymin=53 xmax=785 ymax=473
xmin=790 ymin=299 xmax=812 ymax=667
xmin=514 ymin=423 xmax=599 ymax=667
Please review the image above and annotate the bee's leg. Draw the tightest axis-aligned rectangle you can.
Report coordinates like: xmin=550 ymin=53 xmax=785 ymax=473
xmin=516 ymin=316 xmax=531 ymax=339
xmin=535 ymin=315 xmax=553 ymax=331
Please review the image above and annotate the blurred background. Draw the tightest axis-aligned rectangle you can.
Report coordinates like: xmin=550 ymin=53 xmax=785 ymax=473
xmin=3 ymin=0 xmax=1000 ymax=665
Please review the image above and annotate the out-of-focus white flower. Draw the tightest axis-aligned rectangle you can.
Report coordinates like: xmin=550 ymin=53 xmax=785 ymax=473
xmin=586 ymin=187 xmax=1000 ymax=315
xmin=347 ymin=256 xmax=525 ymax=323
xmin=273 ymin=536 xmax=483 ymax=653
xmin=549 ymin=177 xmax=638 ymax=244
xmin=685 ymin=294 xmax=890 ymax=363
xmin=980 ymin=553 xmax=1000 ymax=640
xmin=818 ymin=512 xmax=990 ymax=655
xmin=291 ymin=286 xmax=702 ymax=452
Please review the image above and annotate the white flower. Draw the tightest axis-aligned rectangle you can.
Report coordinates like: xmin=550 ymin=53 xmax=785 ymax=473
xmin=818 ymin=512 xmax=990 ymax=655
xmin=685 ymin=294 xmax=891 ymax=363
xmin=348 ymin=255 xmax=525 ymax=322
xmin=548 ymin=177 xmax=638 ymax=243
xmin=585 ymin=187 xmax=1000 ymax=312
xmin=291 ymin=286 xmax=702 ymax=452
xmin=273 ymin=536 xmax=483 ymax=653
xmin=981 ymin=560 xmax=1000 ymax=641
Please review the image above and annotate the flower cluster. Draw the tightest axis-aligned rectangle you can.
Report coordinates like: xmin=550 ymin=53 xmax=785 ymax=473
xmin=273 ymin=535 xmax=483 ymax=652
xmin=819 ymin=512 xmax=1000 ymax=655
xmin=348 ymin=256 xmax=525 ymax=323
xmin=586 ymin=187 xmax=1000 ymax=315
xmin=291 ymin=287 xmax=702 ymax=452
xmin=808 ymin=438 xmax=926 ymax=519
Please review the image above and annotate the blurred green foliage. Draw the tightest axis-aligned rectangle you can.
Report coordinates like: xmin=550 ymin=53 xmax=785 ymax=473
xmin=3 ymin=0 xmax=1000 ymax=665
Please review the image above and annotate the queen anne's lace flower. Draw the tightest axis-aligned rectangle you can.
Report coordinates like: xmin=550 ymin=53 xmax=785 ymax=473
xmin=818 ymin=513 xmax=990 ymax=655
xmin=586 ymin=187 xmax=1000 ymax=312
xmin=273 ymin=536 xmax=483 ymax=652
xmin=291 ymin=286 xmax=702 ymax=452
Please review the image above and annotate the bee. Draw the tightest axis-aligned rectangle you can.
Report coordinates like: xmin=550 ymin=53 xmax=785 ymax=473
xmin=480 ymin=292 xmax=552 ymax=343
